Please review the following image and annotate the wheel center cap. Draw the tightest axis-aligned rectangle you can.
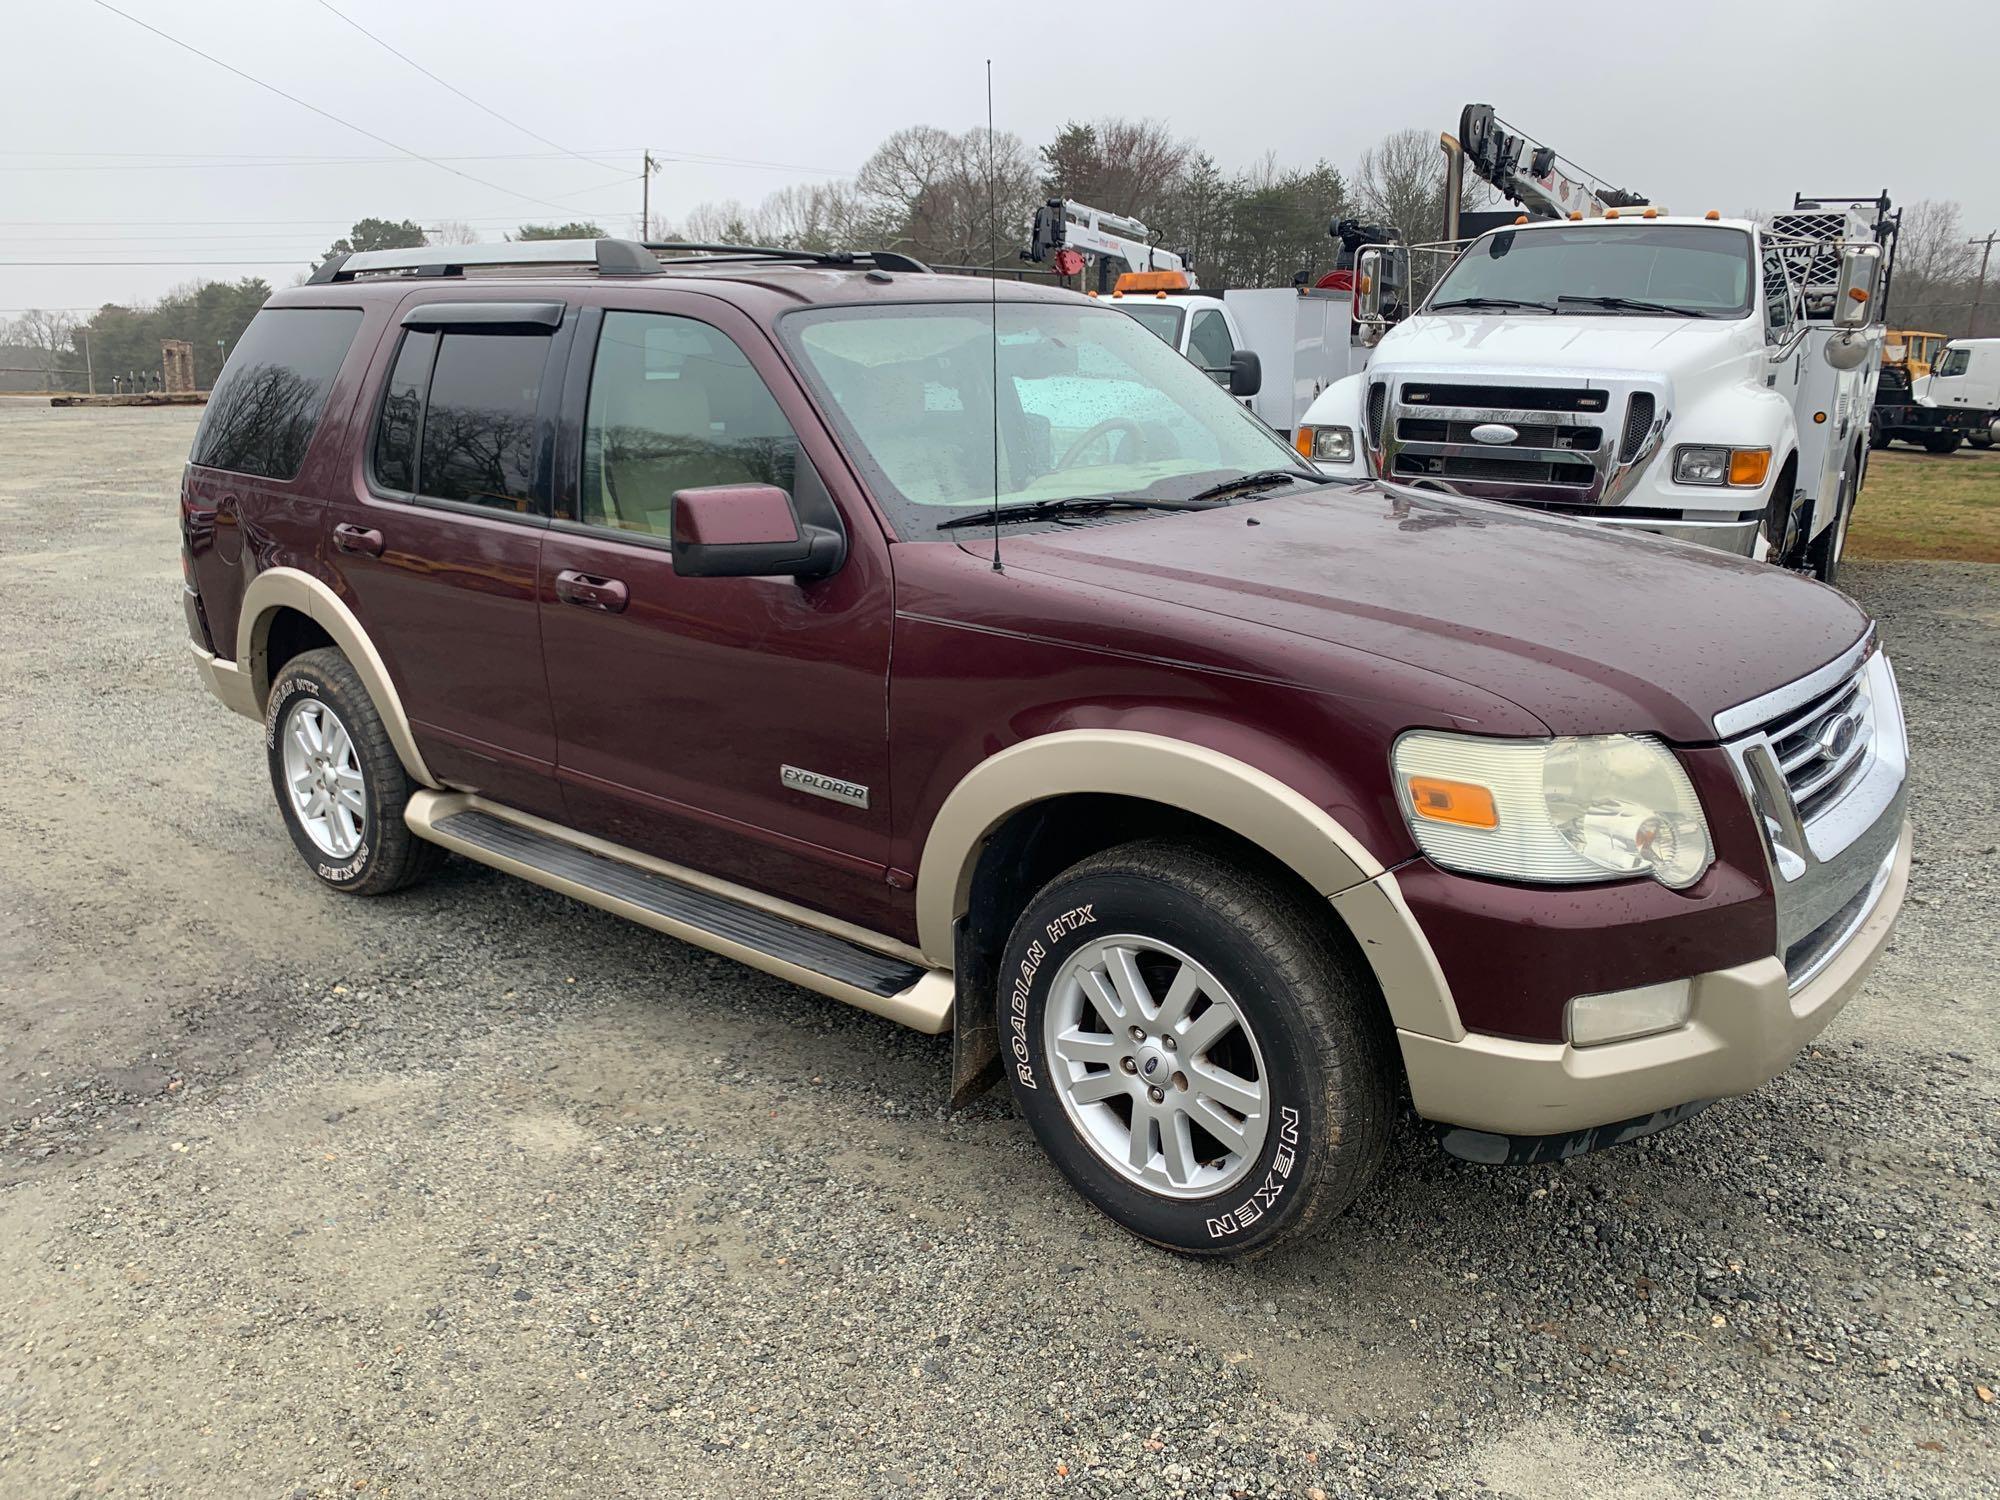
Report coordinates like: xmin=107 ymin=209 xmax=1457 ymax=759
xmin=1136 ymin=1045 xmax=1171 ymax=1082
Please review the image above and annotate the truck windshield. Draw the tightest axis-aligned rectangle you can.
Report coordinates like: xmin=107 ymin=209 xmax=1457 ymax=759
xmin=1112 ymin=302 xmax=1185 ymax=347
xmin=781 ymin=299 xmax=1308 ymax=537
xmin=1428 ymin=224 xmax=1753 ymax=318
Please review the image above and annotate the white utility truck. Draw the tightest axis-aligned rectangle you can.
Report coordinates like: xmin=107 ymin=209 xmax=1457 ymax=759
xmin=1022 ymin=198 xmax=1372 ymax=431
xmin=1295 ymin=105 xmax=1891 ymax=582
xmin=1912 ymin=338 xmax=2000 ymax=449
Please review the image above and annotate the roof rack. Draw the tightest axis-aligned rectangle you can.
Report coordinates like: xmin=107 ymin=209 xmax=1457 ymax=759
xmin=307 ymin=237 xmax=933 ymax=285
xmin=642 ymin=242 xmax=931 ymax=273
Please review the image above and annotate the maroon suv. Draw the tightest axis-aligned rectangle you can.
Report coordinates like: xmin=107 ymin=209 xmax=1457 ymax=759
xmin=182 ymin=239 xmax=1910 ymax=1256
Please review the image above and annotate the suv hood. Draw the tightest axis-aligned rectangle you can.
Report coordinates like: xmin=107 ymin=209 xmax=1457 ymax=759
xmin=1377 ymin=312 xmax=1749 ymax=377
xmin=1002 ymin=483 xmax=1868 ymax=742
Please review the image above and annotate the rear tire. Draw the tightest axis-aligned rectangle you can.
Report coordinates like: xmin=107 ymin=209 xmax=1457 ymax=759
xmin=998 ymin=840 xmax=1394 ymax=1258
xmin=1868 ymin=414 xmax=1889 ymax=450
xmin=1921 ymin=433 xmax=1961 ymax=455
xmin=265 ymin=647 xmax=441 ymax=896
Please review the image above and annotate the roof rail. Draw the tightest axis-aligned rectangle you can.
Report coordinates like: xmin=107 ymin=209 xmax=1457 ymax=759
xmin=308 ymin=238 xmax=663 ymax=284
xmin=305 ymin=237 xmax=936 ymax=286
xmin=643 ymin=242 xmax=933 ymax=274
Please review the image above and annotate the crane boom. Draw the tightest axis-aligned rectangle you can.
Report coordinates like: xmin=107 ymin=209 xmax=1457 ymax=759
xmin=1447 ymin=104 xmax=1648 ymax=231
xmin=1023 ymin=199 xmax=1189 ymax=290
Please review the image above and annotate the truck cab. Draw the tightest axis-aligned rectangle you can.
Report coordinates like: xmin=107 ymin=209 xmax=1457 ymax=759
xmin=1295 ymin=211 xmax=1885 ymax=582
xmin=1909 ymin=338 xmax=2000 ymax=449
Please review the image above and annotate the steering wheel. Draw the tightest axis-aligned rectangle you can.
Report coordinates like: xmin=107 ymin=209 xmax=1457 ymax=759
xmin=1056 ymin=417 xmax=1148 ymax=471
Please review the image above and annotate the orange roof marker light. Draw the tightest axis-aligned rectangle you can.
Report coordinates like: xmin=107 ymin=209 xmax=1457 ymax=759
xmin=1642 ymin=208 xmax=1658 ymax=219
xmin=1114 ymin=269 xmax=1191 ymax=295
xmin=1606 ymin=208 xmax=1620 ymax=219
xmin=1704 ymin=210 xmax=1720 ymax=220
xmin=1515 ymin=214 xmax=1529 ymax=225
xmin=1568 ymin=211 xmax=1583 ymax=221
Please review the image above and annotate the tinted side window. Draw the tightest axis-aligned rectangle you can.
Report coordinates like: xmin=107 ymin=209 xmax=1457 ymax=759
xmin=191 ymin=307 xmax=362 ymax=479
xmin=1762 ymin=251 xmax=1795 ymax=340
xmin=372 ymin=330 xmax=436 ymax=492
xmin=578 ymin=311 xmax=797 ymax=539
xmin=416 ymin=332 xmax=548 ymax=512
xmin=1188 ymin=309 xmax=1235 ymax=381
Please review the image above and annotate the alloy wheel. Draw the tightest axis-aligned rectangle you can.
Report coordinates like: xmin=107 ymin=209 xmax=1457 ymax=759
xmin=1043 ymin=934 xmax=1270 ymax=1199
xmin=281 ymin=698 xmax=366 ymax=858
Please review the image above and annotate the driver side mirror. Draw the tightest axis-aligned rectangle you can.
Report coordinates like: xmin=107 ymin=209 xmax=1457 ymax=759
xmin=1833 ymin=245 xmax=1882 ymax=330
xmin=671 ymin=484 xmax=845 ymax=580
xmin=1228 ymin=349 xmax=1262 ymax=398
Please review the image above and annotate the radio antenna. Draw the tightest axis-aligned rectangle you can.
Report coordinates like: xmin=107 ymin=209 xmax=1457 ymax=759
xmin=985 ymin=58 xmax=1002 ymax=573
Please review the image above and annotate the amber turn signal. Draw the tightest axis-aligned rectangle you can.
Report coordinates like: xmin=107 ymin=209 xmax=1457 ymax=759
xmin=1728 ymin=449 xmax=1771 ymax=486
xmin=1405 ymin=776 xmax=1499 ymax=829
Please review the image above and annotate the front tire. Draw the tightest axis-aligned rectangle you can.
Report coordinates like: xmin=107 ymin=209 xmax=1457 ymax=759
xmin=998 ymin=841 xmax=1394 ymax=1257
xmin=265 ymin=647 xmax=440 ymax=896
xmin=1921 ymin=433 xmax=1961 ymax=455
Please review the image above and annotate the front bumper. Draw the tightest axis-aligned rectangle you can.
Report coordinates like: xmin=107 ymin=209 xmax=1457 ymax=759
xmin=1396 ymin=819 xmax=1909 ymax=1140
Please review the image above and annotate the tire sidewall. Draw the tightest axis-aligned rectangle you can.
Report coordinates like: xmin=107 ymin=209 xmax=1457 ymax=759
xmin=265 ymin=663 xmax=377 ymax=889
xmin=1001 ymin=870 xmax=1324 ymax=1255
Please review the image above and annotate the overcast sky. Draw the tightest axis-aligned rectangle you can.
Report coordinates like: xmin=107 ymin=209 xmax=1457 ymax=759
xmin=6 ymin=0 xmax=1997 ymax=315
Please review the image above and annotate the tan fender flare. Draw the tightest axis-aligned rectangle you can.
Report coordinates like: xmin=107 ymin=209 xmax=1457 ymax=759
xmin=235 ymin=567 xmax=439 ymax=788
xmin=914 ymin=729 xmax=1463 ymax=1040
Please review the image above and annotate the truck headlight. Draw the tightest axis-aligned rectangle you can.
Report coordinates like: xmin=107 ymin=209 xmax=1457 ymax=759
xmin=1295 ymin=424 xmax=1354 ymax=463
xmin=1391 ymin=731 xmax=1713 ymax=889
xmin=1673 ymin=445 xmax=1771 ymax=487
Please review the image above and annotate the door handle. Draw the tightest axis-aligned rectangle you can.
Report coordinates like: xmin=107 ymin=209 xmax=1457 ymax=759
xmin=554 ymin=569 xmax=629 ymax=613
xmin=333 ymin=523 xmax=385 ymax=557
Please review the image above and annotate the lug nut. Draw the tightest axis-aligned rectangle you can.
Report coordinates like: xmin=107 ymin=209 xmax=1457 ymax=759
xmin=1119 ymin=1057 xmax=1138 ymax=1074
xmin=1128 ymin=1025 xmax=1145 ymax=1042
xmin=1147 ymin=1086 xmax=1165 ymax=1104
xmin=1161 ymin=1035 xmax=1177 ymax=1051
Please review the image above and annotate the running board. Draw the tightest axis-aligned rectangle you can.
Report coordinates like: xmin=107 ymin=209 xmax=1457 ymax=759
xmin=404 ymin=791 xmax=953 ymax=1034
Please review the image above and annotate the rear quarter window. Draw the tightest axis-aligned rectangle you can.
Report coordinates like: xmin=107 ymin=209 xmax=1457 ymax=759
xmin=190 ymin=307 xmax=363 ymax=480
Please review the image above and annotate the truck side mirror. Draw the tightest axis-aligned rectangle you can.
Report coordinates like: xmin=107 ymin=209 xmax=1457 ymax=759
xmin=671 ymin=484 xmax=844 ymax=580
xmin=1833 ymin=245 xmax=1882 ymax=330
xmin=1228 ymin=349 xmax=1263 ymax=398
xmin=1355 ymin=248 xmax=1386 ymax=327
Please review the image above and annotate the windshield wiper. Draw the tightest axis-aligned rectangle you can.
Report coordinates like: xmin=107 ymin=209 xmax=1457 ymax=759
xmin=1430 ymin=296 xmax=1558 ymax=313
xmin=1179 ymin=469 xmax=1318 ymax=504
xmin=934 ymin=496 xmax=1217 ymax=531
xmin=1556 ymin=294 xmax=1714 ymax=317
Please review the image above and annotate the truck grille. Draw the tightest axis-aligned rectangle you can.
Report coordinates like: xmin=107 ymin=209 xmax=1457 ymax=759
xmin=1761 ymin=669 xmax=1872 ymax=822
xmin=1619 ymin=394 xmax=1656 ymax=463
xmin=1400 ymin=383 xmax=1608 ymax=413
xmin=1369 ymin=378 xmax=1653 ymax=502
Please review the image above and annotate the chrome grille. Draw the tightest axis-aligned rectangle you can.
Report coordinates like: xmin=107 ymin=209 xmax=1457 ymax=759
xmin=1761 ymin=669 xmax=1872 ymax=822
xmin=1365 ymin=381 xmax=1387 ymax=445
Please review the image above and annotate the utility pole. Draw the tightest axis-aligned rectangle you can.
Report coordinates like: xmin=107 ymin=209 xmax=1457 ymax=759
xmin=1967 ymin=230 xmax=1997 ymax=338
xmin=641 ymin=150 xmax=659 ymax=239
xmin=81 ymin=326 xmax=94 ymax=396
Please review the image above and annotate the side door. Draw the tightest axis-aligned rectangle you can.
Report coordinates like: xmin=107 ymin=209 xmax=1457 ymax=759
xmin=325 ymin=297 xmax=573 ymax=820
xmin=539 ymin=297 xmax=902 ymax=934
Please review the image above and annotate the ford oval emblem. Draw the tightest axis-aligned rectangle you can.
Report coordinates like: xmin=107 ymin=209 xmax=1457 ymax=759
xmin=1470 ymin=423 xmax=1519 ymax=445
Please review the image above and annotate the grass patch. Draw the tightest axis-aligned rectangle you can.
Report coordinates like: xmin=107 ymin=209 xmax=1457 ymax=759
xmin=1851 ymin=448 xmax=2000 ymax=563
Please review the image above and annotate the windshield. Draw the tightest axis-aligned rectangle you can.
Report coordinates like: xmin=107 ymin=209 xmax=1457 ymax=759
xmin=1429 ymin=224 xmax=1753 ymax=317
xmin=1113 ymin=302 xmax=1185 ymax=348
xmin=782 ymin=299 xmax=1308 ymax=537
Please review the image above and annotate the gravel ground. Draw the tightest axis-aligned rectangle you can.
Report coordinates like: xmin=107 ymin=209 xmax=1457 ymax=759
xmin=1 ymin=404 xmax=1994 ymax=1500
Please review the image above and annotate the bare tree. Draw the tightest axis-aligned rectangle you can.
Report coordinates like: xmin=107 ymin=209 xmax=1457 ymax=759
xmin=427 ymin=220 xmax=479 ymax=245
xmin=1887 ymin=199 xmax=1980 ymax=331
xmin=1354 ymin=128 xmax=1460 ymax=245
xmin=6 ymin=309 xmax=79 ymax=392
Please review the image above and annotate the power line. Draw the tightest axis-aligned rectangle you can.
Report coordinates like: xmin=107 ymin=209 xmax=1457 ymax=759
xmin=309 ymin=0 xmax=616 ymax=178
xmin=0 ymin=259 xmax=320 ymax=267
xmin=83 ymin=0 xmax=582 ymax=215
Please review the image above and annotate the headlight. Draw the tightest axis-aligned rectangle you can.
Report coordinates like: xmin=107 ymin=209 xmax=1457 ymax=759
xmin=1295 ymin=424 xmax=1354 ymax=463
xmin=1673 ymin=445 xmax=1770 ymax=487
xmin=1392 ymin=731 xmax=1713 ymax=889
